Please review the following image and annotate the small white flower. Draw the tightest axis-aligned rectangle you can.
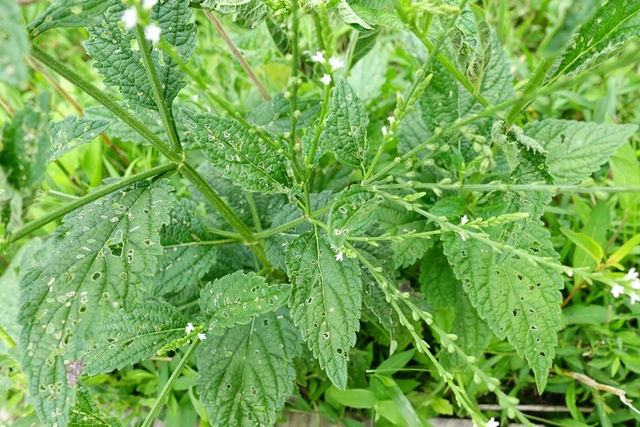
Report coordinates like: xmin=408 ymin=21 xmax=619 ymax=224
xmin=632 ymin=279 xmax=640 ymax=290
xmin=121 ymin=6 xmax=138 ymax=29
xmin=193 ymin=94 xmax=198 ymax=102
xmin=142 ymin=0 xmax=158 ymax=9
xmin=486 ymin=418 xmax=499 ymax=427
xmin=388 ymin=116 xmax=395 ymax=126
xmin=630 ymin=292 xmax=639 ymax=305
xmin=329 ymin=56 xmax=344 ymax=71
xmin=144 ymin=23 xmax=161 ymax=42
xmin=198 ymin=333 xmax=207 ymax=341
xmin=335 ymin=251 xmax=344 ymax=262
xmin=611 ymin=283 xmax=625 ymax=298
xmin=185 ymin=322 xmax=194 ymax=334
xmin=321 ymin=74 xmax=332 ymax=86
xmin=311 ymin=51 xmax=325 ymax=63
xmin=461 ymin=215 xmax=469 ymax=225
xmin=567 ymin=270 xmax=573 ymax=277
xmin=382 ymin=126 xmax=387 ymax=136
xmin=625 ymin=268 xmax=639 ymax=281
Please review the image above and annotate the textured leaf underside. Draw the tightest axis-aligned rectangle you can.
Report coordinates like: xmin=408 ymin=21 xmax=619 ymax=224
xmin=49 ymin=115 xmax=112 ymax=163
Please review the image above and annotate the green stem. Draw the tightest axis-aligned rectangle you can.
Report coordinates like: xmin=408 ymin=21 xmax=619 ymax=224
xmin=254 ymin=204 xmax=332 ymax=240
xmin=0 ymin=324 xmax=16 ymax=349
xmin=374 ymin=182 xmax=640 ymax=194
xmin=141 ymin=339 xmax=200 ymax=427
xmin=31 ymin=44 xmax=271 ymax=268
xmin=505 ymin=55 xmax=557 ymax=128
xmin=6 ymin=163 xmax=177 ymax=244
xmin=29 ymin=45 xmax=182 ymax=164
xmin=245 ymin=191 xmax=263 ymax=233
xmin=289 ymin=0 xmax=306 ymax=183
xmin=133 ymin=25 xmax=184 ymax=156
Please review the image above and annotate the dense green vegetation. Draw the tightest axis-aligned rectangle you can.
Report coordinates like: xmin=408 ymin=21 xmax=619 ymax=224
xmin=1 ymin=0 xmax=640 ymax=426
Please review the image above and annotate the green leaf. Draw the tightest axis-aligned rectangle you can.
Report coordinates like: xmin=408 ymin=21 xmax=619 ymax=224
xmin=202 ymin=0 xmax=268 ymax=28
xmin=152 ymin=199 xmax=218 ymax=296
xmin=28 ymin=0 xmax=112 ymax=37
xmin=247 ymin=93 xmax=321 ymax=136
xmin=327 ymin=186 xmax=382 ymax=249
xmin=70 ymin=383 xmax=123 ymax=427
xmin=0 ymin=0 xmax=29 ymax=87
xmin=347 ymin=0 xmax=403 ymax=29
xmin=560 ymin=227 xmax=604 ymax=266
xmin=419 ymin=249 xmax=491 ymax=364
xmin=0 ymin=92 xmax=51 ymax=233
xmin=286 ymin=231 xmax=362 ymax=389
xmin=200 ymin=271 xmax=291 ymax=331
xmin=326 ymin=387 xmax=378 ymax=409
xmin=266 ymin=18 xmax=291 ymax=56
xmin=573 ymin=200 xmax=609 ymax=282
xmin=85 ymin=0 xmax=196 ymax=110
xmin=523 ymin=119 xmax=638 ymax=184
xmin=18 ymin=180 xmax=172 ymax=427
xmin=335 ymin=0 xmax=373 ymax=30
xmin=375 ymin=201 xmax=434 ymax=268
xmin=321 ymin=79 xmax=370 ymax=171
xmin=49 ymin=115 xmax=112 ymax=163
xmin=443 ymin=223 xmax=563 ymax=393
xmin=349 ymin=27 xmax=381 ymax=67
xmin=347 ymin=44 xmax=387 ymax=103
xmin=84 ymin=301 xmax=187 ymax=375
xmin=542 ymin=0 xmax=599 ymax=56
xmin=610 ymin=143 xmax=640 ymax=212
xmin=608 ymin=233 xmax=640 ymax=266
xmin=196 ymin=308 xmax=300 ymax=426
xmin=181 ymin=109 xmax=290 ymax=193
xmin=553 ymin=0 xmax=640 ymax=79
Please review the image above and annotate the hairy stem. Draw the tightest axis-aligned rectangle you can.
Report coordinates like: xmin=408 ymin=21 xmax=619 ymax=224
xmin=375 ymin=182 xmax=640 ymax=195
xmin=203 ymin=10 xmax=270 ymax=101
xmin=141 ymin=339 xmax=200 ymax=427
xmin=5 ymin=163 xmax=177 ymax=244
xmin=133 ymin=25 xmax=184 ymax=156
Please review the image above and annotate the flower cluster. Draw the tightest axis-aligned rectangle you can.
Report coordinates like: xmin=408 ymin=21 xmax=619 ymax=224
xmin=120 ymin=0 xmax=162 ymax=42
xmin=311 ymin=51 xmax=345 ymax=86
xmin=611 ymin=267 xmax=640 ymax=304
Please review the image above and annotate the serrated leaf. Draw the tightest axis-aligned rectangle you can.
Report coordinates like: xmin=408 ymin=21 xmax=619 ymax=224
xmin=181 ymin=109 xmax=290 ymax=193
xmin=49 ymin=115 xmax=112 ymax=163
xmin=335 ymin=0 xmax=373 ymax=30
xmin=247 ymin=93 xmax=321 ymax=136
xmin=84 ymin=301 xmax=187 ymax=375
xmin=347 ymin=0 xmax=402 ymax=29
xmin=523 ymin=119 xmax=638 ymax=185
xmin=553 ymin=0 xmax=640 ymax=79
xmin=0 ymin=92 xmax=51 ymax=232
xmin=266 ymin=18 xmax=291 ymax=56
xmin=327 ymin=186 xmax=382 ymax=249
xmin=196 ymin=308 xmax=300 ymax=426
xmin=542 ymin=0 xmax=599 ymax=56
xmin=18 ymin=180 xmax=172 ymax=427
xmin=153 ymin=199 xmax=218 ymax=296
xmin=286 ymin=231 xmax=362 ymax=389
xmin=443 ymin=223 xmax=563 ymax=393
xmin=200 ymin=271 xmax=291 ymax=331
xmin=375 ymin=201 xmax=434 ymax=268
xmin=419 ymin=249 xmax=491 ymax=366
xmin=70 ymin=383 xmax=123 ymax=427
xmin=85 ymin=0 xmax=196 ymax=110
xmin=28 ymin=0 xmax=112 ymax=37
xmin=203 ymin=0 xmax=267 ymax=28
xmin=321 ymin=79 xmax=370 ymax=172
xmin=0 ymin=0 xmax=29 ymax=87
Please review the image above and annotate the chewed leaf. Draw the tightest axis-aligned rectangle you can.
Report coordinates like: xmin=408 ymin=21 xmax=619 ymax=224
xmin=70 ymin=383 xmax=123 ymax=427
xmin=18 ymin=180 xmax=172 ymax=427
xmin=327 ymin=186 xmax=382 ymax=249
xmin=84 ymin=301 xmax=187 ymax=375
xmin=197 ymin=308 xmax=300 ymax=426
xmin=199 ymin=271 xmax=291 ymax=332
xmin=181 ymin=109 xmax=290 ymax=193
xmin=203 ymin=0 xmax=268 ymax=28
xmin=49 ymin=115 xmax=112 ymax=163
xmin=286 ymin=231 xmax=362 ymax=390
xmin=85 ymin=0 xmax=196 ymax=110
